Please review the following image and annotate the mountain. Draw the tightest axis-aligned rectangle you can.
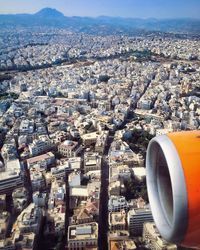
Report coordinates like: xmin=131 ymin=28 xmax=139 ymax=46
xmin=35 ymin=8 xmax=64 ymax=18
xmin=0 ymin=8 xmax=200 ymax=35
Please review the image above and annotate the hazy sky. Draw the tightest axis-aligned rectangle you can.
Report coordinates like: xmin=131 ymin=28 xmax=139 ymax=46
xmin=0 ymin=0 xmax=200 ymax=19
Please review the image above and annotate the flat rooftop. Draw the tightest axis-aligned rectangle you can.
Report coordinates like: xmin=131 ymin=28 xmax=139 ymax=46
xmin=68 ymin=223 xmax=98 ymax=241
xmin=27 ymin=152 xmax=55 ymax=165
xmin=0 ymin=159 xmax=21 ymax=181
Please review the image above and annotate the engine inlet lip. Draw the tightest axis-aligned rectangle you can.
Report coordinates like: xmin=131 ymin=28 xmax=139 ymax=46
xmin=146 ymin=135 xmax=188 ymax=244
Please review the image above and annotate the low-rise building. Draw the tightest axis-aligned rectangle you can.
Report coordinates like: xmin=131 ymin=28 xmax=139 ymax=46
xmin=50 ymin=163 xmax=69 ymax=180
xmin=109 ymin=239 xmax=137 ymax=250
xmin=143 ymin=222 xmax=177 ymax=250
xmin=108 ymin=196 xmax=129 ymax=212
xmin=81 ymin=132 xmax=99 ymax=147
xmin=48 ymin=179 xmax=66 ymax=209
xmin=46 ymin=205 xmax=65 ymax=236
xmin=14 ymin=203 xmax=43 ymax=234
xmin=70 ymin=199 xmax=99 ymax=225
xmin=19 ymin=119 xmax=34 ymax=135
xmin=109 ymin=165 xmax=131 ymax=182
xmin=109 ymin=180 xmax=125 ymax=196
xmin=12 ymin=187 xmax=28 ymax=213
xmin=27 ymin=152 xmax=55 ymax=170
xmin=109 ymin=210 xmax=126 ymax=231
xmin=68 ymin=157 xmax=82 ymax=170
xmin=69 ymin=171 xmax=81 ymax=187
xmin=84 ymin=152 xmax=102 ymax=173
xmin=108 ymin=230 xmax=131 ymax=249
xmin=29 ymin=136 xmax=53 ymax=157
xmin=58 ymin=140 xmax=82 ymax=158
xmin=68 ymin=222 xmax=98 ymax=250
xmin=69 ymin=186 xmax=88 ymax=210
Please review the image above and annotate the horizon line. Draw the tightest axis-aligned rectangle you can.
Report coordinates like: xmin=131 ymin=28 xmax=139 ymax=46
xmin=0 ymin=7 xmax=200 ymax=20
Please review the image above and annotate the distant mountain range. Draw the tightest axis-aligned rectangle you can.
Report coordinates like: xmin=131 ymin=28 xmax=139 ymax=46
xmin=0 ymin=8 xmax=200 ymax=35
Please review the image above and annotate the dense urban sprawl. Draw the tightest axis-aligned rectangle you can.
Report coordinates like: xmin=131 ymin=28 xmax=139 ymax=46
xmin=0 ymin=28 xmax=199 ymax=250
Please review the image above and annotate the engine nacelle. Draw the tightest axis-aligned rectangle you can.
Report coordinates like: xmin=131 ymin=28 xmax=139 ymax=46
xmin=146 ymin=130 xmax=200 ymax=248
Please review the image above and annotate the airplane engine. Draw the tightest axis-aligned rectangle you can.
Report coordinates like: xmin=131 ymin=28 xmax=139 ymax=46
xmin=146 ymin=130 xmax=200 ymax=248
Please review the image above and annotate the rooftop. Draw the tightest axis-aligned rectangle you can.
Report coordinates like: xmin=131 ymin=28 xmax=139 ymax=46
xmin=109 ymin=210 xmax=126 ymax=225
xmin=68 ymin=222 xmax=98 ymax=241
xmin=0 ymin=159 xmax=21 ymax=181
xmin=27 ymin=152 xmax=55 ymax=165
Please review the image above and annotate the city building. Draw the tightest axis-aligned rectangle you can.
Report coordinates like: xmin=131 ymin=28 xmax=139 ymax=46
xmin=50 ymin=163 xmax=69 ymax=180
xmin=29 ymin=136 xmax=53 ymax=156
xmin=30 ymin=170 xmax=46 ymax=192
xmin=109 ymin=210 xmax=127 ymax=231
xmin=70 ymin=199 xmax=99 ymax=225
xmin=108 ymin=196 xmax=129 ymax=212
xmin=109 ymin=239 xmax=137 ymax=250
xmin=81 ymin=132 xmax=99 ymax=147
xmin=46 ymin=205 xmax=65 ymax=236
xmin=69 ymin=171 xmax=81 ymax=187
xmin=68 ymin=222 xmax=98 ymax=250
xmin=12 ymin=187 xmax=28 ymax=213
xmin=84 ymin=152 xmax=102 ymax=173
xmin=58 ymin=140 xmax=82 ymax=158
xmin=14 ymin=203 xmax=43 ymax=234
xmin=143 ymin=222 xmax=177 ymax=250
xmin=0 ymin=160 xmax=23 ymax=195
xmin=95 ymin=130 xmax=109 ymax=154
xmin=27 ymin=152 xmax=55 ymax=170
xmin=127 ymin=207 xmax=153 ymax=236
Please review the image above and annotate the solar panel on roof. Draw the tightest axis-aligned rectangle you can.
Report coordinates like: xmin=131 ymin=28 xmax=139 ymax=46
xmin=76 ymin=226 xmax=92 ymax=235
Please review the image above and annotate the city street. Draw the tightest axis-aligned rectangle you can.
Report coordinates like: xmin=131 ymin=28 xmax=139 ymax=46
xmin=98 ymin=135 xmax=114 ymax=250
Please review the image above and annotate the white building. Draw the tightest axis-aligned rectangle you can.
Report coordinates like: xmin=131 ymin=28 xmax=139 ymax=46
xmin=127 ymin=207 xmax=153 ymax=236
xmin=68 ymin=171 xmax=81 ymax=187
xmin=29 ymin=136 xmax=53 ymax=156
xmin=0 ymin=160 xmax=23 ymax=195
xmin=51 ymin=163 xmax=70 ymax=180
xmin=68 ymin=222 xmax=98 ymax=250
xmin=108 ymin=196 xmax=129 ymax=212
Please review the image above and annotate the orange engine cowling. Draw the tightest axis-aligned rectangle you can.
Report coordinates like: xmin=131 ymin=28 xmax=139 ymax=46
xmin=146 ymin=130 xmax=200 ymax=248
